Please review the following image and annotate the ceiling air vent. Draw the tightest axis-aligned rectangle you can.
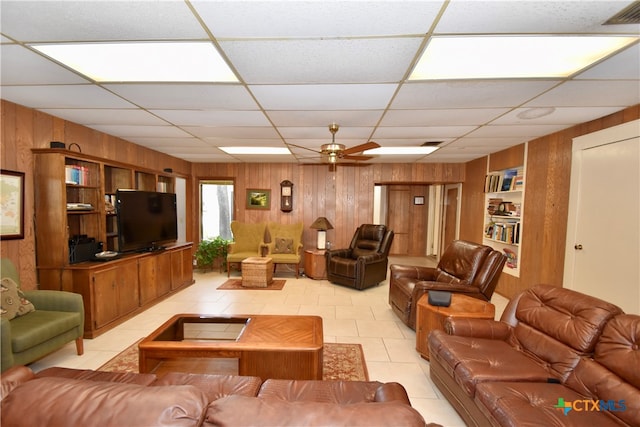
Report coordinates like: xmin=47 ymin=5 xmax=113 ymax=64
xmin=421 ymin=141 xmax=443 ymax=147
xmin=604 ymin=1 xmax=640 ymax=25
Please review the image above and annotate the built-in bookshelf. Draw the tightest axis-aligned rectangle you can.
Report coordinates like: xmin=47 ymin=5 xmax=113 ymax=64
xmin=483 ymin=166 xmax=525 ymax=277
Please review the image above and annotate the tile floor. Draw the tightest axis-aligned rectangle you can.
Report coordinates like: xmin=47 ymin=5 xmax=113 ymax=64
xmin=29 ymin=256 xmax=509 ymax=427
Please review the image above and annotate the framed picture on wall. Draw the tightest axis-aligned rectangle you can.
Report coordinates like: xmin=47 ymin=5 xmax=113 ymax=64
xmin=0 ymin=169 xmax=25 ymax=240
xmin=414 ymin=196 xmax=425 ymax=205
xmin=246 ymin=189 xmax=271 ymax=210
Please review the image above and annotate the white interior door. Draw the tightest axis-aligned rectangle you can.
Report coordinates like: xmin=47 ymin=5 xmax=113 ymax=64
xmin=564 ymin=120 xmax=639 ymax=314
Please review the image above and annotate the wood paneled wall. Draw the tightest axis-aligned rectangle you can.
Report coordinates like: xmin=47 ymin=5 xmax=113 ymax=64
xmin=459 ymin=104 xmax=640 ymax=299
xmin=1 ymin=100 xmax=194 ymax=289
xmin=191 ymin=163 xmax=465 ymax=252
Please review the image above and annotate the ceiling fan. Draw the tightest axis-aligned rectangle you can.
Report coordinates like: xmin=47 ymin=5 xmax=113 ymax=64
xmin=295 ymin=123 xmax=380 ymax=168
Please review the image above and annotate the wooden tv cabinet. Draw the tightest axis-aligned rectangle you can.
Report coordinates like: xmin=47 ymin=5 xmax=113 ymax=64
xmin=38 ymin=243 xmax=193 ymax=338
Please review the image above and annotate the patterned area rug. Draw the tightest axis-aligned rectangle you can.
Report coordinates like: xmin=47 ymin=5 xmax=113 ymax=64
xmin=98 ymin=340 xmax=368 ymax=381
xmin=217 ymin=279 xmax=286 ymax=290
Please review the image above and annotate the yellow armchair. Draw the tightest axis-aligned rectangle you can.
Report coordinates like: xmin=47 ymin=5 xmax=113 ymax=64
xmin=227 ymin=221 xmax=267 ymax=277
xmin=264 ymin=222 xmax=304 ymax=278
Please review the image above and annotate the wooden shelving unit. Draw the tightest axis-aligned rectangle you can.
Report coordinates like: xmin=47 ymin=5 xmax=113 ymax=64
xmin=32 ymin=148 xmax=192 ymax=338
xmin=483 ymin=165 xmax=525 ymax=277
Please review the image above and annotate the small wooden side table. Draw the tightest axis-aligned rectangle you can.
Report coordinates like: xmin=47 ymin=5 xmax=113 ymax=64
xmin=304 ymin=249 xmax=327 ymax=280
xmin=415 ymin=292 xmax=495 ymax=360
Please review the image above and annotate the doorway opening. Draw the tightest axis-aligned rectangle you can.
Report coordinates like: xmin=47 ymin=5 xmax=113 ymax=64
xmin=200 ymin=180 xmax=234 ymax=241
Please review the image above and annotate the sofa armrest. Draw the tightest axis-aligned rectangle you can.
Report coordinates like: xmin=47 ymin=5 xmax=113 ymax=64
xmin=326 ymin=249 xmax=352 ymax=260
xmin=390 ymin=264 xmax=437 ymax=281
xmin=23 ymin=290 xmax=83 ymax=314
xmin=444 ymin=318 xmax=511 ymax=340
xmin=357 ymin=252 xmax=387 ymax=265
xmin=1 ymin=365 xmax=35 ymax=400
xmin=374 ymin=382 xmax=411 ymax=404
xmin=1 ymin=318 xmax=13 ymax=373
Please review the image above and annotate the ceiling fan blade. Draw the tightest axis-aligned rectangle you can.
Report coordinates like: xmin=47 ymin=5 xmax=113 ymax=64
xmin=342 ymin=154 xmax=374 ymax=161
xmin=341 ymin=141 xmax=380 ymax=155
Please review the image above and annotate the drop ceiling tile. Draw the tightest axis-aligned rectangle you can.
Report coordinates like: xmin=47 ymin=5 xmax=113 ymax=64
xmin=150 ymin=110 xmax=270 ymax=127
xmin=0 ymin=1 xmax=206 ymax=41
xmin=436 ymin=0 xmax=639 ymax=34
xmin=372 ymin=126 xmax=477 ymax=139
xmin=38 ymin=109 xmax=168 ymax=126
xmin=467 ymin=124 xmax=568 ymax=138
xmin=371 ymin=138 xmax=455 ymax=147
xmin=250 ymin=84 xmax=397 ymax=110
xmin=1 ymin=85 xmax=135 ymax=109
xmin=192 ymin=1 xmax=444 ymax=37
xmin=184 ymin=126 xmax=281 ymax=139
xmin=447 ymin=137 xmax=528 ymax=149
xmin=267 ymin=110 xmax=384 ymax=127
xmin=168 ymin=153 xmax=240 ymax=163
xmin=393 ymin=80 xmax=560 ymax=109
xmin=88 ymin=125 xmax=191 ymax=138
xmin=381 ymin=108 xmax=510 ymax=126
xmin=220 ymin=38 xmax=422 ymax=84
xmin=493 ymin=106 xmax=624 ymax=125
xmin=126 ymin=137 xmax=211 ymax=148
xmin=526 ymin=81 xmax=640 ymax=107
xmin=576 ymin=43 xmax=640 ymax=79
xmin=279 ymin=127 xmax=373 ymax=139
xmin=1 ymin=45 xmax=89 ymax=85
xmin=104 ymin=84 xmax=259 ymax=110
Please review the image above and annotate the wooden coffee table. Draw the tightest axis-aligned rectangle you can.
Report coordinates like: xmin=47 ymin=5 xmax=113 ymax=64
xmin=415 ymin=293 xmax=495 ymax=360
xmin=139 ymin=314 xmax=323 ymax=380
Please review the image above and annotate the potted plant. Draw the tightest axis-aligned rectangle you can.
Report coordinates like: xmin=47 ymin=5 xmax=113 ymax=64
xmin=195 ymin=236 xmax=231 ymax=272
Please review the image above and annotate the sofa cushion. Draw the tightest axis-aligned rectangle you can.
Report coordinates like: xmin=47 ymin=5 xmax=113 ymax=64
xmin=153 ymin=372 xmax=262 ymax=401
xmin=593 ymin=314 xmax=640 ymax=388
xmin=273 ymin=237 xmax=294 ymax=254
xmin=203 ymin=395 xmax=427 ymax=427
xmin=428 ymin=331 xmax=553 ymax=397
xmin=9 ymin=311 xmax=82 ymax=353
xmin=257 ymin=379 xmax=384 ymax=403
xmin=1 ymin=278 xmax=35 ymax=320
xmin=1 ymin=377 xmax=208 ymax=427
xmin=514 ymin=285 xmax=623 ymax=355
xmin=36 ymin=366 xmax=157 ymax=386
xmin=230 ymin=222 xmax=266 ymax=253
xmin=474 ymin=382 xmax=626 ymax=427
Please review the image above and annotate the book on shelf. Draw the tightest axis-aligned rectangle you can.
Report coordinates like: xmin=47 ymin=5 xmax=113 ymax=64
xmin=65 ymin=165 xmax=90 ymax=186
xmin=484 ymin=167 xmax=523 ymax=193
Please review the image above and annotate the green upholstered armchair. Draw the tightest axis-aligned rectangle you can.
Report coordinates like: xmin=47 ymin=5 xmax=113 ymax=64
xmin=227 ymin=221 xmax=267 ymax=277
xmin=1 ymin=258 xmax=84 ymax=372
xmin=263 ymin=222 xmax=304 ymax=278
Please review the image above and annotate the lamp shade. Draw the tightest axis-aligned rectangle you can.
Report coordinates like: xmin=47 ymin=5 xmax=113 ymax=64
xmin=310 ymin=217 xmax=334 ymax=231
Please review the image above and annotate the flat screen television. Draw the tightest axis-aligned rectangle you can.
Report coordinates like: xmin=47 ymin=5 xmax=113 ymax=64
xmin=116 ymin=190 xmax=178 ymax=253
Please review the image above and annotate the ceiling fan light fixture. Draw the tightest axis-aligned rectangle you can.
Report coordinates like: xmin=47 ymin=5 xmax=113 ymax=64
xmin=321 ymin=143 xmax=346 ymax=154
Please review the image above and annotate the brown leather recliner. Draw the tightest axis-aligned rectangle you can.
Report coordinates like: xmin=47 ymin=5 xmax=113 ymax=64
xmin=388 ymin=240 xmax=506 ymax=330
xmin=325 ymin=224 xmax=394 ymax=290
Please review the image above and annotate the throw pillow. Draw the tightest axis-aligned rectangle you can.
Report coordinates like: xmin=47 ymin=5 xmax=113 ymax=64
xmin=1 ymin=277 xmax=35 ymax=320
xmin=273 ymin=238 xmax=294 ymax=254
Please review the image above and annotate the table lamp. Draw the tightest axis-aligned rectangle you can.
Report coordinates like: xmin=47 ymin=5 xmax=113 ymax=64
xmin=310 ymin=217 xmax=334 ymax=250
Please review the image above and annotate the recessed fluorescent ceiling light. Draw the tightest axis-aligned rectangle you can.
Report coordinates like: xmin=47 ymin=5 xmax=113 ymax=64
xmin=410 ymin=36 xmax=638 ymax=80
xmin=32 ymin=42 xmax=238 ymax=82
xmin=220 ymin=147 xmax=291 ymax=155
xmin=364 ymin=147 xmax=438 ymax=155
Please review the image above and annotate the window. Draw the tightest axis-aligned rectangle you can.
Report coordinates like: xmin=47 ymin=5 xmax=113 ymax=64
xmin=200 ymin=180 xmax=234 ymax=240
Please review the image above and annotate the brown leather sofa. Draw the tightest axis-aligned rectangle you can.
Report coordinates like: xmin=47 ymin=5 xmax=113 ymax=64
xmin=326 ymin=224 xmax=394 ymax=290
xmin=427 ymin=284 xmax=639 ymax=427
xmin=389 ymin=240 xmax=506 ymax=329
xmin=1 ymin=365 xmax=432 ymax=426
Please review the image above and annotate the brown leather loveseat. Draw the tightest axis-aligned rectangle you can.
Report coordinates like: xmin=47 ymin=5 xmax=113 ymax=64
xmin=1 ymin=365 xmax=431 ymax=426
xmin=427 ymin=284 xmax=639 ymax=427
